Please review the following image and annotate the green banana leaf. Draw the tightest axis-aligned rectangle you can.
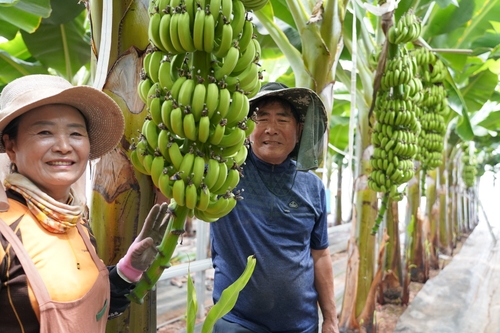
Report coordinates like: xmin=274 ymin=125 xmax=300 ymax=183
xmin=185 ymin=270 xmax=198 ymax=333
xmin=200 ymin=255 xmax=257 ymax=333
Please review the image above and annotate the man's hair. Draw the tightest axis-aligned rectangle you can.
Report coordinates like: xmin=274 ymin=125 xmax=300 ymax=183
xmin=250 ymin=96 xmax=302 ymax=123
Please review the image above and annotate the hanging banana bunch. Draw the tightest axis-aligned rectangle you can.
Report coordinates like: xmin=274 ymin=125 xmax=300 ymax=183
xmin=128 ymin=0 xmax=266 ymax=304
xmin=412 ymin=47 xmax=450 ymax=195
xmin=369 ymin=11 xmax=422 ymax=235
xmin=460 ymin=142 xmax=478 ymax=189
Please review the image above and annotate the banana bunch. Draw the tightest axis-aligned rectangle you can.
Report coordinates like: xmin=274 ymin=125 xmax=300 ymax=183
xmin=387 ymin=11 xmax=422 ymax=45
xmin=460 ymin=142 xmax=477 ymax=188
xmin=131 ymin=0 xmax=264 ymax=222
xmin=146 ymin=0 xmax=264 ymax=94
xmin=380 ymin=52 xmax=417 ymax=90
xmin=413 ymin=47 xmax=436 ymax=65
xmin=369 ymin=46 xmax=423 ymax=200
xmin=412 ymin=48 xmax=449 ymax=171
xmin=369 ymin=98 xmax=421 ymax=198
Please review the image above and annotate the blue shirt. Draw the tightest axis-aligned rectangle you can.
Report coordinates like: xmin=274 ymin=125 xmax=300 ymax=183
xmin=210 ymin=150 xmax=329 ymax=333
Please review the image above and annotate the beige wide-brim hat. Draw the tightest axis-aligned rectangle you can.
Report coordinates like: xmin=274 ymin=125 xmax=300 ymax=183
xmin=0 ymin=74 xmax=125 ymax=160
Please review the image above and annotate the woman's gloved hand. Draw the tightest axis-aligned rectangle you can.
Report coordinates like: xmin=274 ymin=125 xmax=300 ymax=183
xmin=117 ymin=202 xmax=170 ymax=282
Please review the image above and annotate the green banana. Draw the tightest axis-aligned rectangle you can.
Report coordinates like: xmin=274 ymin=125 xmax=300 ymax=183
xmin=230 ymin=0 xmax=246 ymax=39
xmin=135 ymin=136 xmax=150 ymax=167
xmin=203 ymin=12 xmax=216 ymax=53
xmin=178 ymin=148 xmax=195 ymax=181
xmin=161 ymin=99 xmax=174 ymax=132
xmin=208 ymin=120 xmax=226 ymax=145
xmin=158 ymin=58 xmax=175 ymax=91
xmin=184 ymin=0 xmax=195 ymax=24
xmin=204 ymin=195 xmax=229 ymax=215
xmin=142 ymin=152 xmax=154 ymax=174
xmin=218 ymin=127 xmax=245 ymax=148
xmin=193 ymin=7 xmax=206 ymax=51
xmin=138 ymin=78 xmax=153 ymax=104
xmin=177 ymin=10 xmax=196 ymax=52
xmin=208 ymin=0 xmax=221 ymax=21
xmin=212 ymin=165 xmax=240 ymax=195
xmin=130 ymin=149 xmax=149 ymax=175
xmin=213 ymin=21 xmax=233 ymax=58
xmin=226 ymin=91 xmax=249 ymax=127
xmin=168 ymin=140 xmax=184 ymax=170
xmin=169 ymin=11 xmax=185 ymax=53
xmin=196 ymin=184 xmax=211 ymax=212
xmin=159 ymin=13 xmax=178 ymax=54
xmin=198 ymin=114 xmax=211 ymax=143
xmin=194 ymin=207 xmax=219 ymax=222
xmin=148 ymin=12 xmax=167 ymax=53
xmin=149 ymin=50 xmax=165 ymax=84
xmin=157 ymin=128 xmax=171 ymax=161
xmin=191 ymin=154 xmax=206 ymax=188
xmin=172 ymin=177 xmax=186 ymax=206
xmin=170 ymin=75 xmax=187 ymax=101
xmin=191 ymin=80 xmax=207 ymax=122
xmin=149 ymin=96 xmax=163 ymax=126
xmin=232 ymin=36 xmax=256 ymax=73
xmin=220 ymin=135 xmax=246 ymax=159
xmin=185 ymin=181 xmax=198 ymax=210
xmin=205 ymin=79 xmax=219 ymax=118
xmin=210 ymin=86 xmax=230 ymax=123
xmin=214 ymin=45 xmax=239 ymax=80
xmin=210 ymin=160 xmax=228 ymax=193
xmin=183 ymin=111 xmax=198 ymax=141
xmin=236 ymin=62 xmax=259 ymax=92
xmin=204 ymin=157 xmax=220 ymax=190
xmin=237 ymin=19 xmax=254 ymax=52
xmin=178 ymin=77 xmax=196 ymax=107
xmin=158 ymin=168 xmax=174 ymax=198
xmin=150 ymin=153 xmax=166 ymax=188
xmin=220 ymin=0 xmax=232 ymax=21
xmin=232 ymin=144 xmax=248 ymax=166
xmin=142 ymin=118 xmax=160 ymax=150
xmin=169 ymin=105 xmax=185 ymax=138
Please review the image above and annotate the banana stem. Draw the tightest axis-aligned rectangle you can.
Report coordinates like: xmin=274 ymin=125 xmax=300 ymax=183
xmin=128 ymin=204 xmax=190 ymax=304
xmin=421 ymin=168 xmax=427 ymax=197
xmin=371 ymin=191 xmax=390 ymax=235
xmin=191 ymin=50 xmax=212 ymax=80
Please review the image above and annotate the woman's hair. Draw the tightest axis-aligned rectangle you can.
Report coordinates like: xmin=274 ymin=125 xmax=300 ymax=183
xmin=1 ymin=115 xmax=22 ymax=146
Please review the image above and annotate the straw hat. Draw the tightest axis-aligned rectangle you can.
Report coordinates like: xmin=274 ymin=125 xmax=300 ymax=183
xmin=0 ymin=74 xmax=125 ymax=160
xmin=249 ymin=82 xmax=328 ymax=131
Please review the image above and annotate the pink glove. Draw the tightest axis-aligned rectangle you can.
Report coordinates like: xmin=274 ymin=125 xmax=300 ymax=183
xmin=117 ymin=202 xmax=170 ymax=282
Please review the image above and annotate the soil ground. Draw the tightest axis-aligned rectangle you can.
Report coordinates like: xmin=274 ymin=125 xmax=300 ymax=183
xmin=157 ymin=235 xmax=466 ymax=333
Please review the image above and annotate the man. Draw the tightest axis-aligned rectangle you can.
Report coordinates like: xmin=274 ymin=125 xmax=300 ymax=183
xmin=210 ymin=82 xmax=339 ymax=333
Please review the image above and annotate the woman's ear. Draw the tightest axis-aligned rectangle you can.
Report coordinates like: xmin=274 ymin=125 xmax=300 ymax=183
xmin=2 ymin=134 xmax=16 ymax=162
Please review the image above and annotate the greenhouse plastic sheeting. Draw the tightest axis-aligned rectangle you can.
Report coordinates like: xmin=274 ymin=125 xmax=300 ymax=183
xmin=394 ymin=210 xmax=500 ymax=333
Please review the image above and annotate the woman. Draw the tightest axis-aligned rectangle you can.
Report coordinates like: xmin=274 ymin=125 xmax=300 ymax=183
xmin=0 ymin=75 xmax=167 ymax=332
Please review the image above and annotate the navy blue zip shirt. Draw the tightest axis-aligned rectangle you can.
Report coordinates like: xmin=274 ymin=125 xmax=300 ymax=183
xmin=210 ymin=149 xmax=329 ymax=333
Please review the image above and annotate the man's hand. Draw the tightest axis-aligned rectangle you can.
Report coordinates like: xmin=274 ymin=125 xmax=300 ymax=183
xmin=117 ymin=202 xmax=170 ymax=282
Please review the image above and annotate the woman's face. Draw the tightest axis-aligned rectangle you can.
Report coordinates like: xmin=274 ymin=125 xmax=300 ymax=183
xmin=249 ymin=100 xmax=302 ymax=165
xmin=3 ymin=104 xmax=90 ymax=202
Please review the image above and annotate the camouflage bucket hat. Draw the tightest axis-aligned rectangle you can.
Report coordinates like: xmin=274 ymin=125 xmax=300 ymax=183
xmin=249 ymin=82 xmax=329 ymax=171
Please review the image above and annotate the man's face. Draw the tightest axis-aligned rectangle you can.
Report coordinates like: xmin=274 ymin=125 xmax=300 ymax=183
xmin=249 ymin=100 xmax=302 ymax=165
